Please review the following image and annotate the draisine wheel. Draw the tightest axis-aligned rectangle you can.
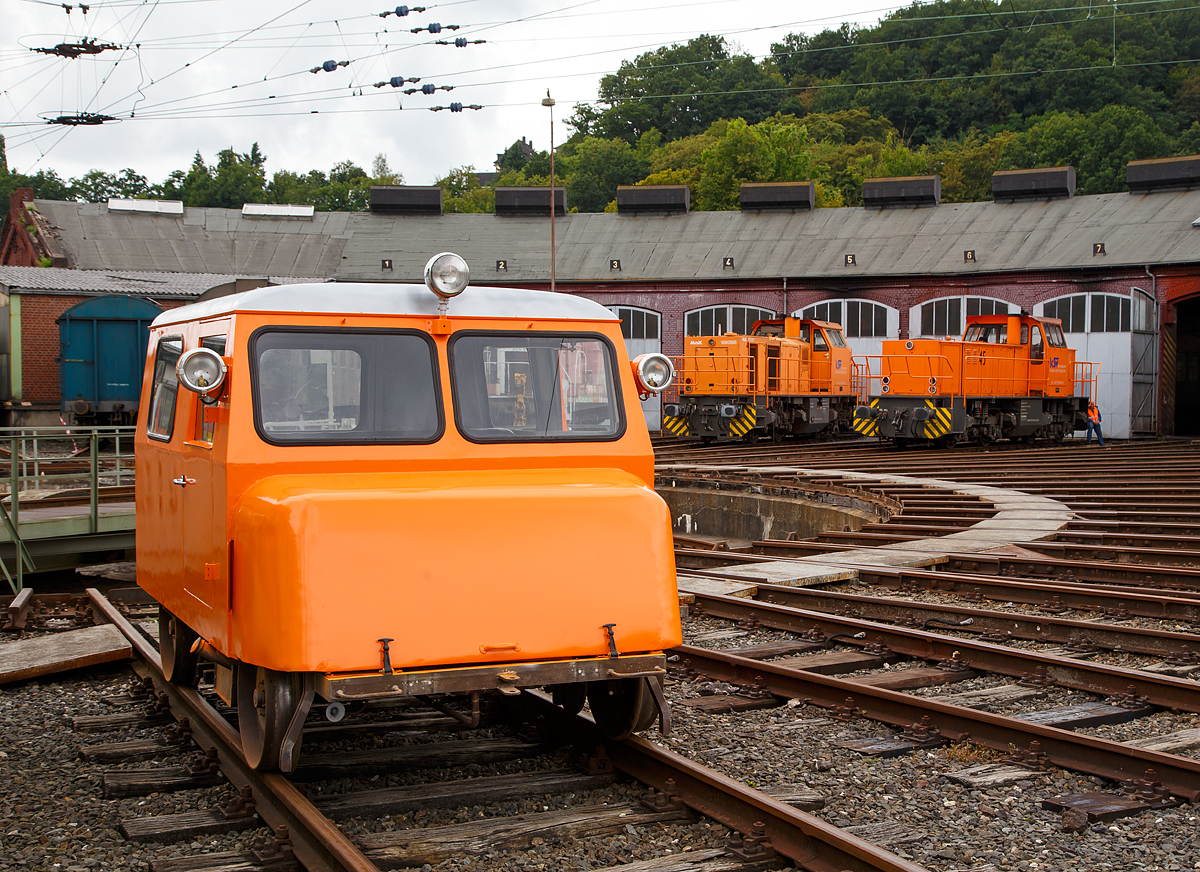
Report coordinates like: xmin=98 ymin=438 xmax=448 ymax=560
xmin=159 ymin=607 xmax=199 ymax=686
xmin=237 ymin=664 xmax=299 ymax=771
xmin=550 ymin=682 xmax=587 ymax=715
xmin=586 ymin=677 xmax=659 ymax=741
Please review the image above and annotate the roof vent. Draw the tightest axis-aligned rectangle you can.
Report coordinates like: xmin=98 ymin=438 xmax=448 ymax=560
xmin=616 ymin=185 xmax=689 ymax=215
xmin=242 ymin=203 xmax=315 ymax=218
xmin=370 ymin=186 xmax=443 ymax=215
xmin=494 ymin=186 xmax=566 ymax=216
xmin=992 ymin=167 xmax=1075 ymax=202
xmin=107 ymin=199 xmax=184 ymax=215
xmin=1126 ymin=155 xmax=1200 ymax=194
xmin=862 ymin=175 xmax=940 ymax=208
xmin=739 ymin=181 xmax=815 ymax=211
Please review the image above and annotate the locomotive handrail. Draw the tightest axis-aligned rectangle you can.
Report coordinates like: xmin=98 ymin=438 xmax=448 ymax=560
xmin=855 ymin=352 xmax=1101 ymax=403
xmin=669 ymin=353 xmax=848 ymax=399
xmin=0 ymin=425 xmax=136 ymax=593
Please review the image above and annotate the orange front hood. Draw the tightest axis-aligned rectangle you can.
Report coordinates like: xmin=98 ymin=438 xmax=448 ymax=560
xmin=229 ymin=468 xmax=681 ymax=673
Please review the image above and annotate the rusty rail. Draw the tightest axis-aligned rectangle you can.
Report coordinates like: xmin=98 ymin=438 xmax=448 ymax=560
xmin=87 ymin=588 xmax=377 ymax=872
xmin=673 ymin=644 xmax=1200 ymax=802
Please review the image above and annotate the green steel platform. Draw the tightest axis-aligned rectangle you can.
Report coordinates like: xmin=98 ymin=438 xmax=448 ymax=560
xmin=0 ymin=427 xmax=137 ymax=591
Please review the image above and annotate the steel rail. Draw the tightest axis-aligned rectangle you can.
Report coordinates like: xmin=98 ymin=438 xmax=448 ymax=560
xmin=674 ymin=548 xmax=1200 ymax=623
xmin=685 ymin=590 xmax=1200 ymax=713
xmin=87 ymin=589 xmax=378 ymax=872
xmin=673 ymin=644 xmax=1200 ymax=802
xmin=509 ymin=691 xmax=927 ymax=872
xmin=705 ymin=578 xmax=1200 ymax=660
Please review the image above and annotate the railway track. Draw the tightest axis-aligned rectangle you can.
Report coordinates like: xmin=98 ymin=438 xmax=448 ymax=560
xmin=71 ymin=588 xmax=926 ymax=872
xmin=4 ymin=437 xmax=1198 ymax=871
xmin=655 ymin=437 xmax=1200 ymax=866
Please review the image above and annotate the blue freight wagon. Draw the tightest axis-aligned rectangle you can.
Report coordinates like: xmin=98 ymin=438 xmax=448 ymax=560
xmin=57 ymin=296 xmax=162 ymax=425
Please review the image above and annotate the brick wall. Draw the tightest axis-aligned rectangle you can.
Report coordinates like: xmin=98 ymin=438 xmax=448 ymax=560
xmin=561 ymin=268 xmax=1168 ymax=357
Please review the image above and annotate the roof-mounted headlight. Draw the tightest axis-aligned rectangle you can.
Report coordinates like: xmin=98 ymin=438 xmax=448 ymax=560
xmin=176 ymin=348 xmax=227 ymax=402
xmin=424 ymin=252 xmax=470 ymax=300
xmin=632 ymin=353 xmax=674 ymax=397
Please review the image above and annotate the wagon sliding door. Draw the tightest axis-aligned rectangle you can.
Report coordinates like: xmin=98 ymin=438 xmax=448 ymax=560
xmin=57 ymin=295 xmax=163 ymax=423
xmin=1130 ymin=287 xmax=1159 ymax=436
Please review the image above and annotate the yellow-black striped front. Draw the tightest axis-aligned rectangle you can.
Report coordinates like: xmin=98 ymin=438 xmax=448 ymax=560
xmin=852 ymin=399 xmax=879 ymax=436
xmin=661 ymin=413 xmax=692 ymax=437
xmin=921 ymin=400 xmax=953 ymax=439
xmin=725 ymin=404 xmax=757 ymax=438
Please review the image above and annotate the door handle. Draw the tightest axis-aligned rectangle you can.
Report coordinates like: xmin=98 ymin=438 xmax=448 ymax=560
xmin=172 ymin=476 xmax=196 ymax=487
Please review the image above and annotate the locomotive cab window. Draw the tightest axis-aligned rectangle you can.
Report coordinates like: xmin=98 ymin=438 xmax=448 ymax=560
xmin=1030 ymin=325 xmax=1044 ymax=361
xmin=452 ymin=333 xmax=623 ymax=441
xmin=824 ymin=328 xmax=848 ymax=348
xmin=964 ymin=324 xmax=1008 ymax=344
xmin=813 ymin=331 xmax=829 ymax=352
xmin=251 ymin=330 xmax=442 ymax=444
xmin=147 ymin=336 xmax=184 ymax=441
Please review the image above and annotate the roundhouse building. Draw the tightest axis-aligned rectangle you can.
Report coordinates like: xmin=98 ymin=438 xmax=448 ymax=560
xmin=5 ymin=159 xmax=1200 ymax=438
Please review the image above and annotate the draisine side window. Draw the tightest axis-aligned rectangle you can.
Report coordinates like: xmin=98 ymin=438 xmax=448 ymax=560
xmin=146 ymin=336 xmax=183 ymax=441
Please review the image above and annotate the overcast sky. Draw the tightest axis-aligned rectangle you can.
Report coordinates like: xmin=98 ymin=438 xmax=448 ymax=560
xmin=2 ymin=0 xmax=900 ymax=187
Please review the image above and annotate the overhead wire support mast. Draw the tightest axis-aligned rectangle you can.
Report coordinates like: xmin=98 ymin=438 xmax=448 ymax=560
xmin=32 ymin=39 xmax=121 ymax=59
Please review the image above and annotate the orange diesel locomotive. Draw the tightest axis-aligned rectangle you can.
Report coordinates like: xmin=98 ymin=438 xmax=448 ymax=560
xmin=852 ymin=313 xmax=1099 ymax=447
xmin=136 ymin=253 xmax=680 ymax=771
xmin=661 ymin=317 xmax=856 ymax=442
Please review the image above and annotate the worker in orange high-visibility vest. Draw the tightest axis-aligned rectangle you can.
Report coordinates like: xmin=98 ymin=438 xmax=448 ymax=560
xmin=1086 ymin=400 xmax=1105 ymax=447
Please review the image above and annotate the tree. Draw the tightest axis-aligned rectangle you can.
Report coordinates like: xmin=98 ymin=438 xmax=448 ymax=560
xmin=998 ymin=106 xmax=1170 ymax=194
xmin=562 ymin=137 xmax=650 ymax=212
xmin=371 ymin=153 xmax=403 ymax=185
xmin=436 ymin=167 xmax=494 ymax=213
xmin=694 ymin=115 xmax=819 ymax=210
xmin=70 ymin=168 xmax=150 ymax=203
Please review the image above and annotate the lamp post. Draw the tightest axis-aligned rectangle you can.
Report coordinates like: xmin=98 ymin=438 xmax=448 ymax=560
xmin=541 ymin=89 xmax=556 ymax=293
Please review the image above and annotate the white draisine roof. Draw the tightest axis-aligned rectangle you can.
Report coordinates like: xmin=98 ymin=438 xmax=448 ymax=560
xmin=149 ymin=281 xmax=619 ymax=326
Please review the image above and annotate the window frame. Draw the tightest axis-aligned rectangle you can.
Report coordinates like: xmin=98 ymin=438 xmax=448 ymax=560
xmin=609 ymin=306 xmax=661 ymax=341
xmin=248 ymin=326 xmax=445 ymax=447
xmin=684 ymin=305 xmax=776 ymax=337
xmin=146 ymin=334 xmax=184 ymax=443
xmin=448 ymin=329 xmax=627 ymax=445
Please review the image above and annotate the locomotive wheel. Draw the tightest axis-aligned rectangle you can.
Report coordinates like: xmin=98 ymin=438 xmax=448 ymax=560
xmin=159 ymin=607 xmax=199 ymax=686
xmin=771 ymin=426 xmax=784 ymax=443
xmin=237 ymin=664 xmax=299 ymax=771
xmin=550 ymin=682 xmax=587 ymax=715
xmin=587 ymin=677 xmax=659 ymax=741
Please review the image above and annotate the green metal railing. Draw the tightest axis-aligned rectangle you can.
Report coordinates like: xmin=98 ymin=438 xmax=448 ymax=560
xmin=0 ymin=425 xmax=137 ymax=592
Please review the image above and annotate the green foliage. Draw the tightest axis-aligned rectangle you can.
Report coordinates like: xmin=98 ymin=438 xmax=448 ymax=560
xmin=998 ymin=106 xmax=1171 ymax=194
xmin=561 ymin=137 xmax=650 ymax=213
xmin=694 ymin=116 xmax=818 ymax=210
xmin=436 ymin=167 xmax=495 ymax=213
xmin=577 ymin=35 xmax=790 ymax=144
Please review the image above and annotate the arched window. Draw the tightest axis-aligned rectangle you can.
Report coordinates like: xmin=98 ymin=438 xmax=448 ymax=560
xmin=911 ymin=296 xmax=1012 ymax=339
xmin=684 ymin=305 xmax=775 ymax=337
xmin=1039 ymin=294 xmax=1131 ymax=333
xmin=608 ymin=306 xmax=660 ymax=341
xmin=801 ymin=299 xmax=894 ymax=338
